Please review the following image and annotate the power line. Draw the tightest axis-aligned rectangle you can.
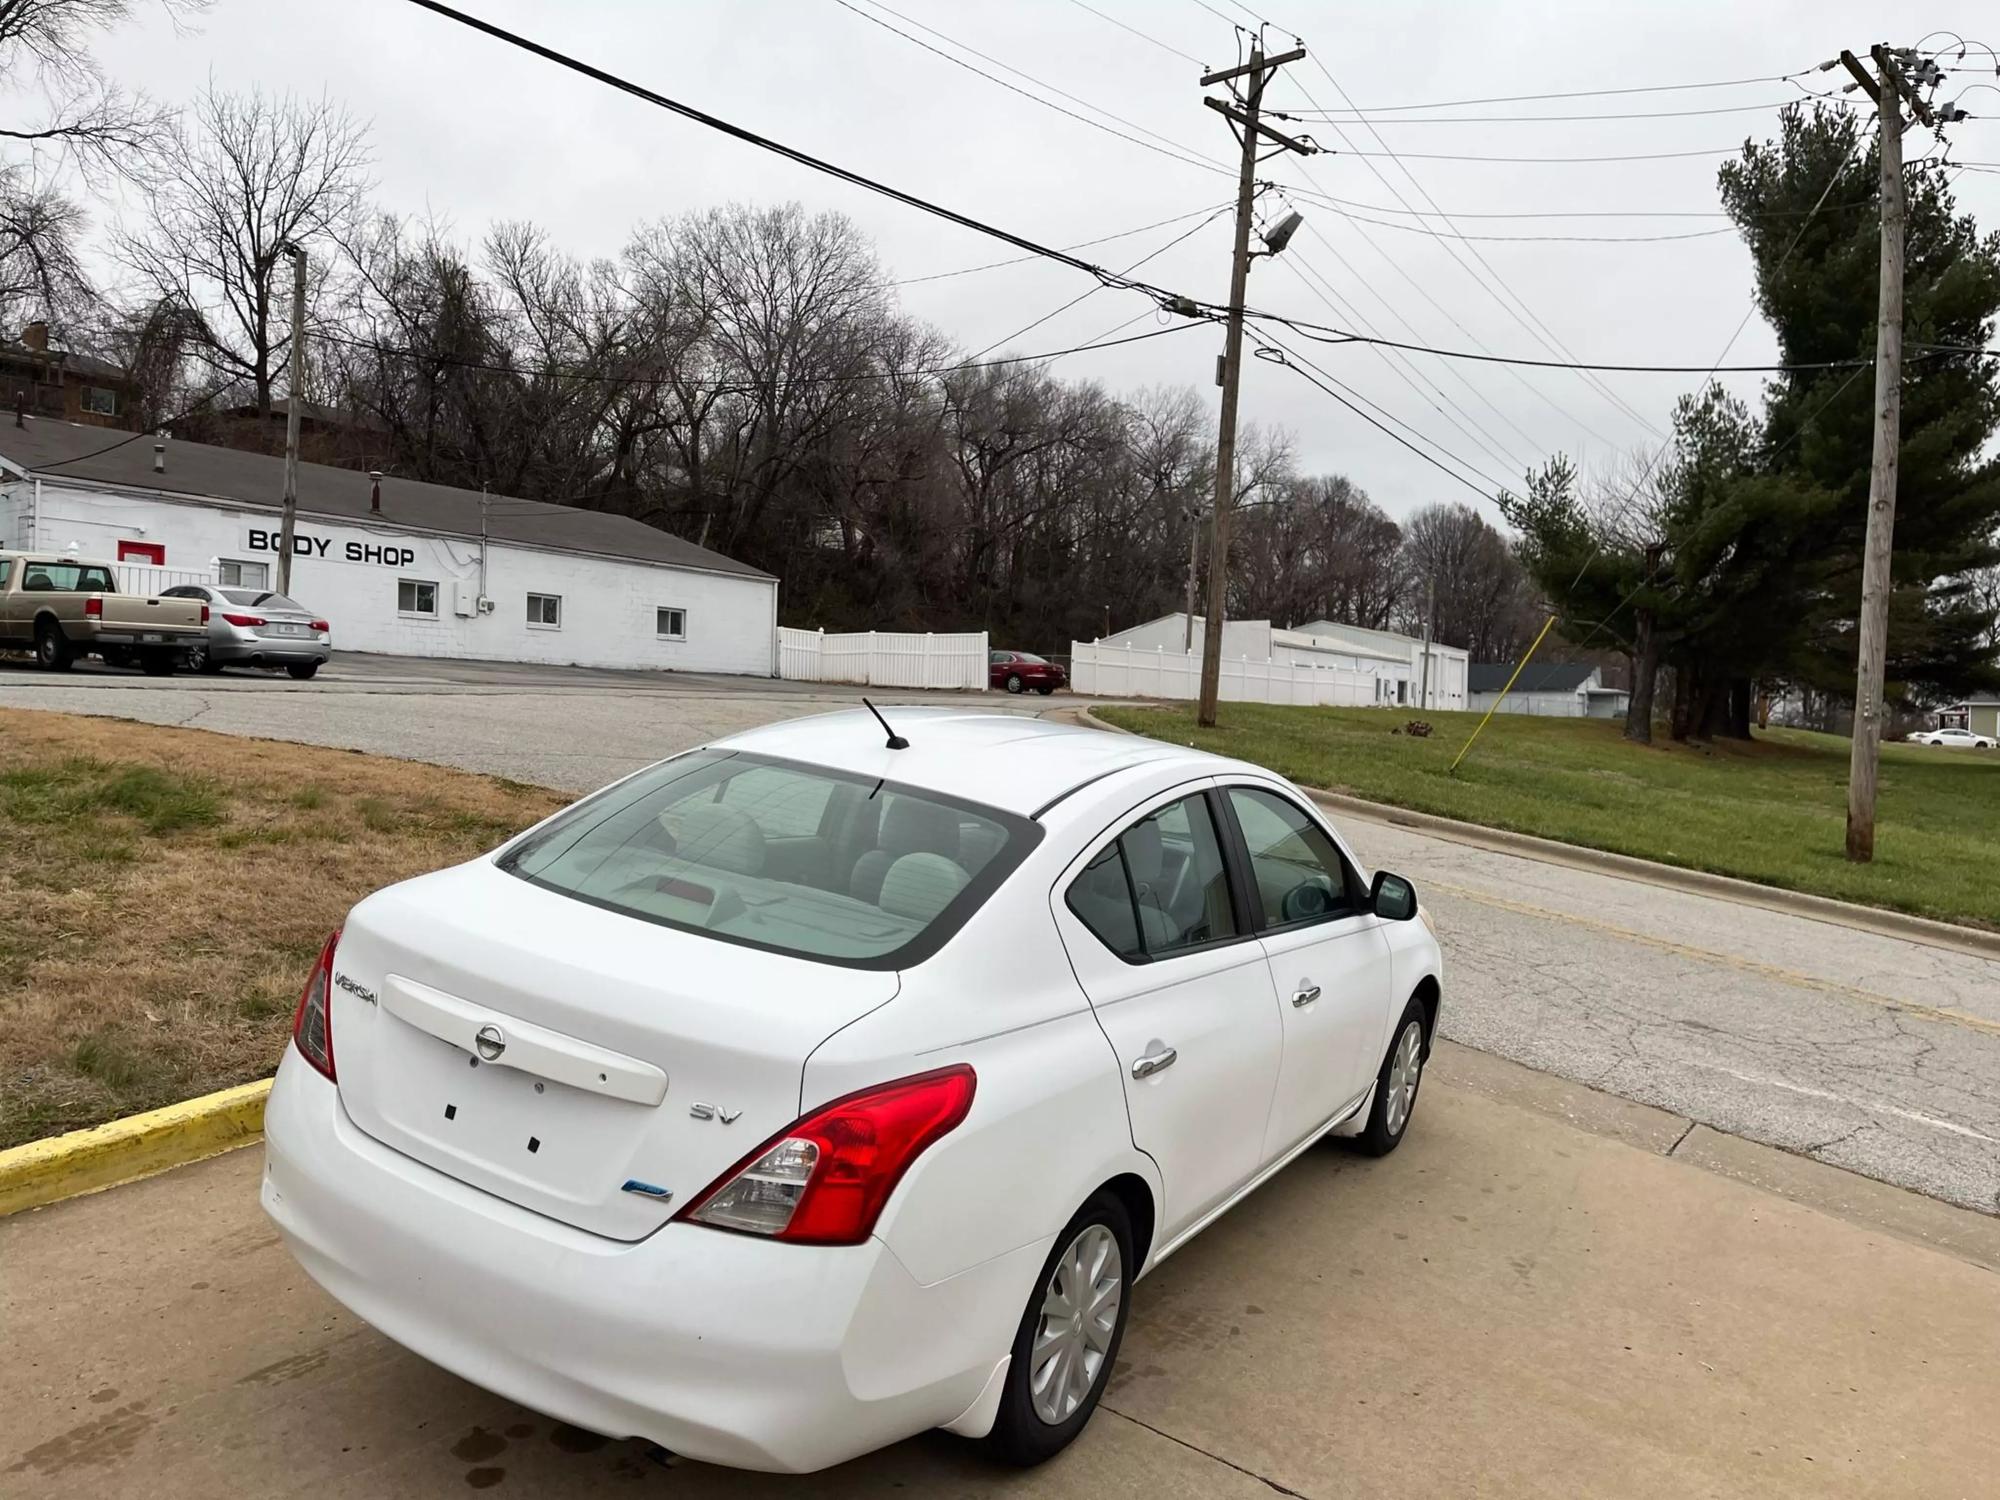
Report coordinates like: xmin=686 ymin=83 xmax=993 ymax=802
xmin=1248 ymin=329 xmax=1502 ymax=504
xmin=967 ymin=203 xmax=1231 ymax=358
xmin=317 ymin=319 xmax=1206 ymax=396
xmin=1295 ymin=58 xmax=1670 ymax=441
xmin=1250 ymin=314 xmax=1893 ymax=373
xmin=1277 ymin=99 xmax=1848 ymax=123
xmin=396 ymin=1 xmax=1208 ymax=320
xmin=830 ymin=0 xmax=1227 ymax=180
xmin=1256 ymin=327 xmax=1513 ymax=492
xmin=1276 ymin=74 xmax=1823 ymax=113
xmin=1276 ymin=245 xmax=1536 ymax=475
xmin=1334 ymin=144 xmax=1751 ymax=163
xmin=874 ymin=202 xmax=1230 ymax=287
xmin=1063 ymin=0 xmax=1204 ymax=67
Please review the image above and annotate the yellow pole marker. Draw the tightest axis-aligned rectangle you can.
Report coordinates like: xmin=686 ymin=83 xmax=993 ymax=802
xmin=1449 ymin=613 xmax=1558 ymax=776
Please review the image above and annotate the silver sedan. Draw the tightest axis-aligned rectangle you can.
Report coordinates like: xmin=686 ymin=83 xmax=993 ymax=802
xmin=161 ymin=585 xmax=332 ymax=679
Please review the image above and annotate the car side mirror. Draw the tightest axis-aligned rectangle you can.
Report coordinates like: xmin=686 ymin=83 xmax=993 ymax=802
xmin=1370 ymin=870 xmax=1418 ymax=922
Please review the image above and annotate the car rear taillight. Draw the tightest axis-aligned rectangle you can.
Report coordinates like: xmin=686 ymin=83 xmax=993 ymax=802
xmin=200 ymin=605 xmax=210 ymax=624
xmin=222 ymin=613 xmax=266 ymax=627
xmin=290 ymin=929 xmax=340 ymax=1081
xmin=83 ymin=596 xmax=102 ymax=617
xmin=679 ymin=1066 xmax=975 ymax=1245
xmin=309 ymin=619 xmax=329 ymax=633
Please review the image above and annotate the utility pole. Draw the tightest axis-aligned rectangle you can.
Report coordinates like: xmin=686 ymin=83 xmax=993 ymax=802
xmin=1195 ymin=45 xmax=1314 ymax=728
xmin=1419 ymin=574 xmax=1435 ymax=711
xmin=1183 ymin=504 xmax=1203 ymax=651
xmin=1839 ymin=46 xmax=1930 ymax=863
xmin=277 ymin=244 xmax=307 ymax=595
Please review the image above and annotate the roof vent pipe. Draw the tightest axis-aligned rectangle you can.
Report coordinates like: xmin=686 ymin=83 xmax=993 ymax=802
xmin=369 ymin=470 xmax=383 ymax=513
xmin=152 ymin=442 xmax=165 ymax=473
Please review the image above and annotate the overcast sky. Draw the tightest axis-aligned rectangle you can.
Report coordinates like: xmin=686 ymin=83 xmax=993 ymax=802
xmin=84 ymin=0 xmax=2000 ymax=522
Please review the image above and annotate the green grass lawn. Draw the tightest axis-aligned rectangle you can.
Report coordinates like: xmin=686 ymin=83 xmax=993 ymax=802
xmin=1098 ymin=703 xmax=2000 ymax=931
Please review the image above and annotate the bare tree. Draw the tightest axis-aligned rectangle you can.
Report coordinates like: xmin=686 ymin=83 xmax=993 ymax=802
xmin=0 ymin=0 xmax=205 ymax=332
xmin=1397 ymin=502 xmax=1538 ymax=662
xmin=0 ymin=0 xmax=202 ymax=178
xmin=115 ymin=86 xmax=369 ymax=418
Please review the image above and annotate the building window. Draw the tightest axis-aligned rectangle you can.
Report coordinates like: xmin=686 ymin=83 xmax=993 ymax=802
xmin=82 ymin=386 xmax=117 ymax=416
xmin=398 ymin=578 xmax=439 ymax=618
xmin=217 ymin=558 xmax=269 ymax=589
xmin=527 ymin=592 xmax=561 ymax=629
xmin=656 ymin=606 xmax=686 ymax=640
xmin=116 ymin=540 xmax=165 ymax=565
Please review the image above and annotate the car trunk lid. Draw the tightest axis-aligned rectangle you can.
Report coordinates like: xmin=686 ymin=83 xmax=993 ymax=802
xmin=329 ymin=859 xmax=898 ymax=1240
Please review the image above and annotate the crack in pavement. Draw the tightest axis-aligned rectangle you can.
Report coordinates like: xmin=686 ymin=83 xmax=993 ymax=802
xmin=1100 ymin=1406 xmax=1313 ymax=1499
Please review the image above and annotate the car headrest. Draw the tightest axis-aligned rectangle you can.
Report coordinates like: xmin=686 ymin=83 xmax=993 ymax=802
xmin=672 ymin=803 xmax=766 ymax=876
xmin=1124 ymin=816 xmax=1165 ymax=885
xmin=880 ymin=795 xmax=960 ymax=858
xmin=877 ymin=852 xmax=969 ymax=923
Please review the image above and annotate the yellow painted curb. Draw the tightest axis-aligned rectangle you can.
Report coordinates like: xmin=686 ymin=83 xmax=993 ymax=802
xmin=0 ymin=1077 xmax=272 ymax=1218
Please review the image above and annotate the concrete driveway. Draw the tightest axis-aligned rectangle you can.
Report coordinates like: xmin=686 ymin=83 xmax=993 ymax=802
xmin=3 ymin=654 xmax=1996 ymax=1217
xmin=4 ymin=1048 xmax=1996 ymax=1499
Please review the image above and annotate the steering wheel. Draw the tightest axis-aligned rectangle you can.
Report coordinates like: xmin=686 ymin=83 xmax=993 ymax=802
xmin=1280 ymin=879 xmax=1335 ymax=923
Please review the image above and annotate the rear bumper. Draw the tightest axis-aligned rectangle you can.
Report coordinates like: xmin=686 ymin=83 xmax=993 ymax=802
xmin=261 ymin=1052 xmax=1039 ymax=1472
xmin=211 ymin=637 xmax=331 ymax=664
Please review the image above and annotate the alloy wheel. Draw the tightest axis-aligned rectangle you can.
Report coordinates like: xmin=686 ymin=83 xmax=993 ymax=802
xmin=1384 ymin=1019 xmax=1424 ymax=1136
xmin=1029 ymin=1223 xmax=1122 ymax=1425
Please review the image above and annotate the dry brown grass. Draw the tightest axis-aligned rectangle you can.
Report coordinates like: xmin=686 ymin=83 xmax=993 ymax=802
xmin=0 ymin=708 xmax=567 ymax=1147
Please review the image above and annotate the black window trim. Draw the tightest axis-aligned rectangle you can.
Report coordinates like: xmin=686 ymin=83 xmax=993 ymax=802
xmin=1214 ymin=781 xmax=1372 ymax=936
xmin=1061 ymin=782 xmax=1261 ymax=968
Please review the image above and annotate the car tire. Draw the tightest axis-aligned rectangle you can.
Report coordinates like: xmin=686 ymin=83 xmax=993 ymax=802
xmin=285 ymin=662 xmax=320 ymax=680
xmin=1035 ymin=684 xmax=1055 ymax=696
xmin=33 ymin=621 xmax=73 ymax=672
xmin=186 ymin=644 xmax=223 ymax=674
xmin=984 ymin=1190 xmax=1134 ymax=1468
xmin=1351 ymin=997 xmax=1430 ymax=1158
xmin=1005 ymin=673 xmax=1025 ymax=694
xmin=140 ymin=652 xmax=176 ymax=676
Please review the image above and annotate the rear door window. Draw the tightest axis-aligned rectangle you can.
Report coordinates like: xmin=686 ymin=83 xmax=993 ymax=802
xmin=1065 ymin=792 xmax=1239 ymax=963
xmin=500 ymin=752 xmax=1038 ymax=969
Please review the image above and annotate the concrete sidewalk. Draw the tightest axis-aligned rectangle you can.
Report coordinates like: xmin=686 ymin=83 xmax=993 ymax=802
xmin=4 ymin=1046 xmax=1995 ymax=1499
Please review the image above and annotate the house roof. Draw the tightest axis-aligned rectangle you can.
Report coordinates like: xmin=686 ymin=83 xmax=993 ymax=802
xmin=0 ymin=417 xmax=773 ymax=582
xmin=1291 ymin=619 xmax=1467 ymax=661
xmin=1468 ymin=662 xmax=1600 ymax=694
xmin=0 ymin=341 xmax=129 ymax=382
xmin=221 ymin=397 xmax=390 ymax=431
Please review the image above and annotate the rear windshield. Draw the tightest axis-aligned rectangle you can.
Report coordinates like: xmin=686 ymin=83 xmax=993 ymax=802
xmin=219 ymin=589 xmax=303 ymax=609
xmin=497 ymin=751 xmax=1040 ymax=968
xmin=22 ymin=563 xmax=115 ymax=592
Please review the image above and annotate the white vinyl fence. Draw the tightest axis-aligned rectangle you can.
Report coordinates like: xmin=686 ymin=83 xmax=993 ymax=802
xmin=1070 ymin=640 xmax=1382 ymax=707
xmin=778 ymin=626 xmax=988 ymax=690
xmin=117 ymin=564 xmax=215 ymax=595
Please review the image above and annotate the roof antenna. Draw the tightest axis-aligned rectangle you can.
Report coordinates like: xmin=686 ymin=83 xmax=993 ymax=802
xmin=861 ymin=697 xmax=909 ymax=750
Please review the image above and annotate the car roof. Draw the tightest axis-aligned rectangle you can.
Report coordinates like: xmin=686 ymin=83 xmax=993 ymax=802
xmin=713 ymin=708 xmax=1225 ymax=816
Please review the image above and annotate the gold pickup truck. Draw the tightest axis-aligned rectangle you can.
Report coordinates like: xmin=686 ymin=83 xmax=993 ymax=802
xmin=0 ymin=551 xmax=209 ymax=674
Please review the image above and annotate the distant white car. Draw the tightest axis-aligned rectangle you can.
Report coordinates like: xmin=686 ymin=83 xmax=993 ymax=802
xmin=261 ymin=709 xmax=1443 ymax=1471
xmin=1912 ymin=727 xmax=1994 ymax=749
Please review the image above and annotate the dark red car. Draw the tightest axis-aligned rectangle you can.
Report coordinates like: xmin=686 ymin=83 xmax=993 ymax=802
xmin=989 ymin=649 xmax=1066 ymax=695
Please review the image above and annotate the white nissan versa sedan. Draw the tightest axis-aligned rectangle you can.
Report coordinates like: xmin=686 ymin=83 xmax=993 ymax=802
xmin=262 ymin=709 xmax=1442 ymax=1472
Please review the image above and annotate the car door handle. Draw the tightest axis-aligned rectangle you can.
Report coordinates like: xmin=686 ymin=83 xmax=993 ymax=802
xmin=1292 ymin=983 xmax=1322 ymax=1008
xmin=1131 ymin=1047 xmax=1177 ymax=1080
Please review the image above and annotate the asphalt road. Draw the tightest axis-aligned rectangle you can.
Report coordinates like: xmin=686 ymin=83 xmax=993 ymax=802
xmin=7 ymin=1050 xmax=1997 ymax=1499
xmin=3 ymin=653 xmax=1997 ymax=1216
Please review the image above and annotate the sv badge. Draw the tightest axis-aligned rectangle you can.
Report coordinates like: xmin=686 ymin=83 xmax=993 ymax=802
xmin=688 ymin=1102 xmax=742 ymax=1124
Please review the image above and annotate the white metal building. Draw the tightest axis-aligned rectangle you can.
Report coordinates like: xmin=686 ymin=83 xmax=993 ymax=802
xmin=1092 ymin=612 xmax=1468 ymax=710
xmin=0 ymin=419 xmax=778 ymax=674
xmin=1467 ymin=662 xmax=1630 ymax=719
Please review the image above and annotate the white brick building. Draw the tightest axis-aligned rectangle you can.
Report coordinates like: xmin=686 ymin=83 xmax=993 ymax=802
xmin=0 ymin=420 xmax=778 ymax=674
xmin=1098 ymin=612 xmax=1468 ymax=710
